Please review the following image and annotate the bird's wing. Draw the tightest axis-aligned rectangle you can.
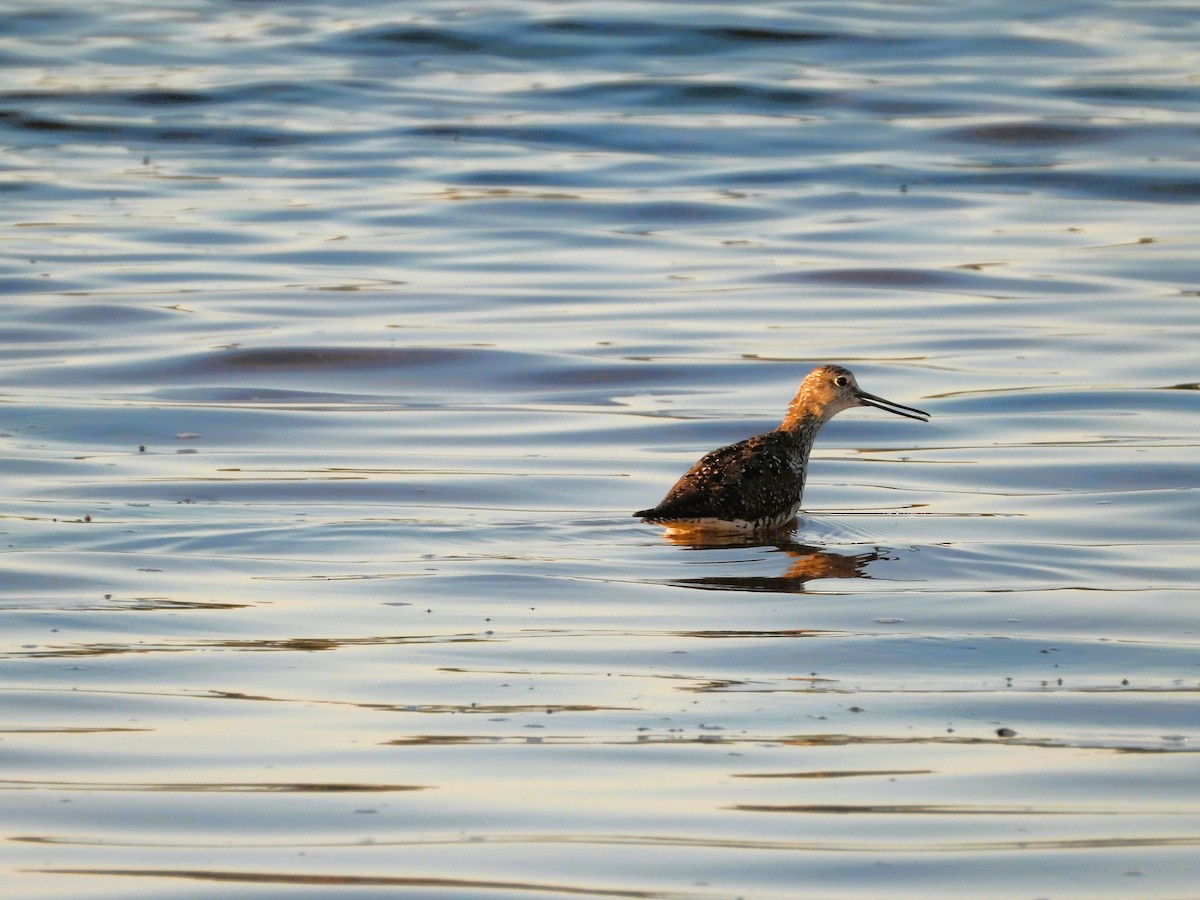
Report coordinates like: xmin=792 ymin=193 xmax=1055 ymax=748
xmin=637 ymin=432 xmax=803 ymax=522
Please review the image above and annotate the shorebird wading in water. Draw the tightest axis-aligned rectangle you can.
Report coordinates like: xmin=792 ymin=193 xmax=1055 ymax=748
xmin=634 ymin=365 xmax=930 ymax=532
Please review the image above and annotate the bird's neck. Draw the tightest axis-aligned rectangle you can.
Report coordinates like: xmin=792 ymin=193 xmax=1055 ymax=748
xmin=778 ymin=411 xmax=823 ymax=471
xmin=779 ymin=405 xmax=827 ymax=438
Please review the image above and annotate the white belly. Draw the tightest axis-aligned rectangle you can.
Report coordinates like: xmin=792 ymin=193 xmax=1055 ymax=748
xmin=658 ymin=502 xmax=800 ymax=534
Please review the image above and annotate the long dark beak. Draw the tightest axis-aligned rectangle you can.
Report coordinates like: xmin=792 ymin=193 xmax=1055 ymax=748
xmin=856 ymin=390 xmax=930 ymax=422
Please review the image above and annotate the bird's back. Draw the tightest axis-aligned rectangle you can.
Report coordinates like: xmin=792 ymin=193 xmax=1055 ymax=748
xmin=634 ymin=430 xmax=806 ymax=530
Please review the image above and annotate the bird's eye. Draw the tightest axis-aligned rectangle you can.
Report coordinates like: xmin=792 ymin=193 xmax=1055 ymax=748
xmin=834 ymin=375 xmax=849 ymax=387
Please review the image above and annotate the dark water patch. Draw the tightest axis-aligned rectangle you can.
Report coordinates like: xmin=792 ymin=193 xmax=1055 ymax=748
xmin=136 ymin=227 xmax=268 ymax=247
xmin=156 ymin=347 xmax=632 ymax=402
xmin=332 ymin=15 xmax=875 ymax=67
xmin=761 ymin=266 xmax=1096 ymax=296
xmin=535 ymin=78 xmax=834 ymax=112
xmin=654 ymin=163 xmax=964 ymax=196
xmin=3 ymin=345 xmax=577 ymax=398
xmin=0 ymin=109 xmax=326 ymax=148
xmin=3 ymin=81 xmax=363 ymax=115
xmin=866 ymin=29 xmax=1100 ymax=67
xmin=728 ymin=802 xmax=1116 ymax=815
xmin=1058 ymin=82 xmax=1200 ymax=107
xmin=851 ymin=94 xmax=968 ymax=116
xmin=539 ymin=17 xmax=876 ymax=57
xmin=410 ymin=123 xmax=597 ymax=152
xmin=408 ymin=167 xmax=576 ymax=190
xmin=0 ymin=564 xmax=111 ymax=594
xmin=0 ymin=109 xmax=115 ymax=136
xmin=514 ymin=360 xmax=685 ymax=392
xmin=533 ymin=17 xmax=837 ymax=58
xmin=198 ymin=346 xmax=481 ymax=372
xmin=773 ymin=268 xmax=965 ymax=289
xmin=942 ymin=121 xmax=1115 ymax=146
xmin=403 ymin=116 xmax=885 ymax=160
xmin=217 ymin=79 xmax=371 ymax=106
xmin=125 ymin=90 xmax=214 ymax=106
xmin=946 ymin=168 xmax=1200 ymax=203
xmin=0 ymin=7 xmax=83 ymax=35
xmin=699 ymin=25 xmax=835 ymax=44
xmin=372 ymin=189 xmax=775 ymax=230
xmin=0 ymin=326 xmax=72 ymax=346
xmin=342 ymin=25 xmax=489 ymax=56
xmin=165 ymin=124 xmax=323 ymax=148
xmin=621 ymin=199 xmax=771 ymax=227
xmin=168 ymin=348 xmax=561 ymax=393
xmin=0 ymin=275 xmax=87 ymax=295
xmin=409 ymin=121 xmax=767 ymax=157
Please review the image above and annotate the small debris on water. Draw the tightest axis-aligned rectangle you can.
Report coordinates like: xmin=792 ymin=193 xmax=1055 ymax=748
xmin=996 ymin=727 xmax=1017 ymax=738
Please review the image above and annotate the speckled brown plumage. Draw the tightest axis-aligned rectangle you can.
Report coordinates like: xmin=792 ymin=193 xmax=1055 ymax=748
xmin=635 ymin=365 xmax=929 ymax=532
xmin=635 ymin=429 xmax=809 ymax=528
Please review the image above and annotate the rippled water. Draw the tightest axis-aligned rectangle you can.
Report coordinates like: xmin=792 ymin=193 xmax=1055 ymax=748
xmin=3 ymin=1 xmax=1199 ymax=897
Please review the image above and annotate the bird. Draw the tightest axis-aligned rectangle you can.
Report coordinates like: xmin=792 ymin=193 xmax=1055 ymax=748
xmin=634 ymin=365 xmax=929 ymax=532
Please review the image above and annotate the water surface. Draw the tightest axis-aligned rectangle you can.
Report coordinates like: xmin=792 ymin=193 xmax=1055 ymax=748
xmin=2 ymin=1 xmax=1199 ymax=897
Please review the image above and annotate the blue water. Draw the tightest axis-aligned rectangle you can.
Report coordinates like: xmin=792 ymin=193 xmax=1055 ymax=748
xmin=3 ymin=2 xmax=1200 ymax=897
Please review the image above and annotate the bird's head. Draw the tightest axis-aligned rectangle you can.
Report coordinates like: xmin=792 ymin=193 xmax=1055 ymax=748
xmin=783 ymin=365 xmax=930 ymax=429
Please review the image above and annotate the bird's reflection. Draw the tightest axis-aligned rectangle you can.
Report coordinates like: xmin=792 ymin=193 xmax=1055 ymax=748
xmin=656 ymin=523 xmax=889 ymax=592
